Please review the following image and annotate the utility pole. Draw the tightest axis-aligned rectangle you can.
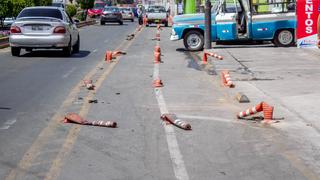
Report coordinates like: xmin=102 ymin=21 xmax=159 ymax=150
xmin=204 ymin=0 xmax=212 ymax=49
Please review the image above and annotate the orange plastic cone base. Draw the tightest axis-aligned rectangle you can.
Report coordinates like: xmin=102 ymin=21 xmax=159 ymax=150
xmin=154 ymin=51 xmax=161 ymax=63
xmin=153 ymin=79 xmax=163 ymax=87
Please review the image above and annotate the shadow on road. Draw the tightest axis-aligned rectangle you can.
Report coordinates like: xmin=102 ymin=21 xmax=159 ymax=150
xmin=20 ymin=50 xmax=91 ymax=58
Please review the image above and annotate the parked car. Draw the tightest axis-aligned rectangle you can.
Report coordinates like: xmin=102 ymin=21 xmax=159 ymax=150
xmin=100 ymin=6 xmax=123 ymax=25
xmin=9 ymin=6 xmax=80 ymax=57
xmin=145 ymin=5 xmax=168 ymax=27
xmin=119 ymin=7 xmax=134 ymax=22
xmin=4 ymin=17 xmax=15 ymax=27
xmin=88 ymin=1 xmax=105 ymax=18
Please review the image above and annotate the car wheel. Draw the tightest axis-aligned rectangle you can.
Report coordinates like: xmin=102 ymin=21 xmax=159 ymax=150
xmin=11 ymin=47 xmax=21 ymax=56
xmin=100 ymin=21 xmax=105 ymax=25
xmin=273 ymin=29 xmax=294 ymax=47
xmin=183 ymin=30 xmax=204 ymax=51
xmin=119 ymin=21 xmax=123 ymax=25
xmin=63 ymin=40 xmax=72 ymax=57
xmin=73 ymin=35 xmax=80 ymax=53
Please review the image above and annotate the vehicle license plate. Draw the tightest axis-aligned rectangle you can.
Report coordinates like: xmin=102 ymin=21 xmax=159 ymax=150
xmin=155 ymin=20 xmax=160 ymax=23
xmin=32 ymin=25 xmax=44 ymax=31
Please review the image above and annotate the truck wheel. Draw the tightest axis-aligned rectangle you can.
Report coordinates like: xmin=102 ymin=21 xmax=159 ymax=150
xmin=100 ymin=21 xmax=105 ymax=25
xmin=183 ymin=30 xmax=204 ymax=51
xmin=273 ymin=29 xmax=294 ymax=47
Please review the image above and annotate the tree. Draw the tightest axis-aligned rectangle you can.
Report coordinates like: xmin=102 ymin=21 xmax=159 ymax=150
xmin=33 ymin=0 xmax=51 ymax=6
xmin=77 ymin=0 xmax=95 ymax=20
xmin=66 ymin=4 xmax=77 ymax=17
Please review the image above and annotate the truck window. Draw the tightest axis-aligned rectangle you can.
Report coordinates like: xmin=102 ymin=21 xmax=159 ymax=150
xmin=252 ymin=0 xmax=296 ymax=14
xmin=222 ymin=0 xmax=242 ymax=13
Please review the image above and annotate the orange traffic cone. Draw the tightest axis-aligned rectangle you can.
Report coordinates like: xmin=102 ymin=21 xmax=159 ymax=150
xmin=153 ymin=79 xmax=163 ymax=87
xmin=143 ymin=17 xmax=148 ymax=25
xmin=203 ymin=52 xmax=208 ymax=64
xmin=161 ymin=113 xmax=192 ymax=130
xmin=237 ymin=102 xmax=263 ymax=119
xmin=221 ymin=71 xmax=235 ymax=88
xmin=154 ymin=51 xmax=161 ymax=63
xmin=63 ymin=113 xmax=117 ymax=128
xmin=262 ymin=102 xmax=274 ymax=122
xmin=112 ymin=51 xmax=126 ymax=56
xmin=105 ymin=51 xmax=113 ymax=62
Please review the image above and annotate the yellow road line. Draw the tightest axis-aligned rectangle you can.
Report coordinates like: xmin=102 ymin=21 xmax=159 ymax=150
xmin=5 ymin=25 xmax=142 ymax=180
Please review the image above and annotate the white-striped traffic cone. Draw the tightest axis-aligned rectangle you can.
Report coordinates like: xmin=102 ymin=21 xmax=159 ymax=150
xmin=161 ymin=113 xmax=191 ymax=130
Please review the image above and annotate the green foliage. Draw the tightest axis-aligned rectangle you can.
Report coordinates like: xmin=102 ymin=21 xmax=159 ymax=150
xmin=77 ymin=0 xmax=95 ymax=10
xmin=33 ymin=0 xmax=52 ymax=6
xmin=66 ymin=4 xmax=77 ymax=17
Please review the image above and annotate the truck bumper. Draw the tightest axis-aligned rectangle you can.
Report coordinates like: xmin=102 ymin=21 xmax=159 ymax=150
xmin=170 ymin=35 xmax=179 ymax=41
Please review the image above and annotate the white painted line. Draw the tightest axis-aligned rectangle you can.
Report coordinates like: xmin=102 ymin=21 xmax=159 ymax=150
xmin=177 ymin=114 xmax=233 ymax=123
xmin=93 ymin=49 xmax=98 ymax=53
xmin=0 ymin=118 xmax=17 ymax=130
xmin=153 ymin=62 xmax=189 ymax=180
xmin=62 ymin=67 xmax=76 ymax=79
xmin=104 ymin=39 xmax=108 ymax=43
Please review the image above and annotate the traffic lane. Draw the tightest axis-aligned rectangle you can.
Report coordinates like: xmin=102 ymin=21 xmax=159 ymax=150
xmin=153 ymin=28 xmax=307 ymax=179
xmin=57 ymin=27 xmax=176 ymax=179
xmin=0 ymin=21 xmax=138 ymax=178
xmin=210 ymin=44 xmax=320 ymax=177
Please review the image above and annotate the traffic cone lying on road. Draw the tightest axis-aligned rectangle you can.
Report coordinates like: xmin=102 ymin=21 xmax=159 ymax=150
xmin=221 ymin=71 xmax=235 ymax=88
xmin=152 ymin=31 xmax=160 ymax=41
xmin=153 ymin=78 xmax=163 ymax=88
xmin=63 ymin=113 xmax=117 ymax=128
xmin=237 ymin=102 xmax=274 ymax=122
xmin=203 ymin=52 xmax=223 ymax=64
xmin=156 ymin=24 xmax=162 ymax=30
xmin=112 ymin=51 xmax=126 ymax=56
xmin=83 ymin=80 xmax=95 ymax=90
xmin=161 ymin=113 xmax=192 ymax=130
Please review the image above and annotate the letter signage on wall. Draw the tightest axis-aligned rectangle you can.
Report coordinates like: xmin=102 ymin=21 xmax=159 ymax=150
xmin=297 ymin=0 xmax=320 ymax=48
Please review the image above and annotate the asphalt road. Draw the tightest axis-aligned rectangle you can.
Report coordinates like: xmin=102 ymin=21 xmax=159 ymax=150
xmin=1 ymin=21 xmax=320 ymax=180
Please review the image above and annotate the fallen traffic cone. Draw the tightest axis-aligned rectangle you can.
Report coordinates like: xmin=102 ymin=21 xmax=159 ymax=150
xmin=161 ymin=113 xmax=192 ymax=130
xmin=112 ymin=51 xmax=126 ymax=56
xmin=153 ymin=79 xmax=163 ymax=87
xmin=154 ymin=45 xmax=161 ymax=53
xmin=154 ymin=51 xmax=161 ymax=63
xmin=157 ymin=24 xmax=162 ymax=30
xmin=262 ymin=102 xmax=274 ymax=122
xmin=105 ymin=51 xmax=113 ymax=62
xmin=63 ymin=113 xmax=117 ymax=128
xmin=83 ymin=79 xmax=95 ymax=90
xmin=221 ymin=71 xmax=235 ymax=88
xmin=237 ymin=102 xmax=263 ymax=119
xmin=203 ymin=52 xmax=223 ymax=62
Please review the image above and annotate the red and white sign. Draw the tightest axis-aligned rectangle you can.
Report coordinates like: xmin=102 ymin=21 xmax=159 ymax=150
xmin=297 ymin=0 xmax=320 ymax=48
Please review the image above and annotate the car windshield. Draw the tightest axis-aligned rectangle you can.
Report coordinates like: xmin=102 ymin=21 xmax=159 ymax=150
xmin=147 ymin=6 xmax=166 ymax=13
xmin=104 ymin=7 xmax=119 ymax=12
xmin=17 ymin=8 xmax=63 ymax=20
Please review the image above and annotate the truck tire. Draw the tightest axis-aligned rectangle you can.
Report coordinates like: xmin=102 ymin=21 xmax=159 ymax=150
xmin=183 ymin=30 xmax=204 ymax=51
xmin=273 ymin=29 xmax=294 ymax=47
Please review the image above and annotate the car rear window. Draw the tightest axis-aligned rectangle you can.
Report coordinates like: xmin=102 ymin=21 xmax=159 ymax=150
xmin=17 ymin=8 xmax=63 ymax=20
xmin=147 ymin=6 xmax=166 ymax=13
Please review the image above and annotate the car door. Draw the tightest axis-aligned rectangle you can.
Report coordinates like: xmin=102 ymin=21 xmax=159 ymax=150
xmin=215 ymin=0 xmax=238 ymax=40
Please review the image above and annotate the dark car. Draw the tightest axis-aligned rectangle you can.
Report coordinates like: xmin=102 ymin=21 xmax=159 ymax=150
xmin=100 ymin=7 xmax=123 ymax=25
